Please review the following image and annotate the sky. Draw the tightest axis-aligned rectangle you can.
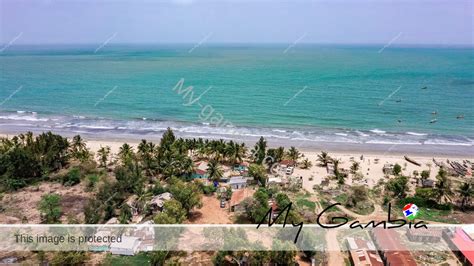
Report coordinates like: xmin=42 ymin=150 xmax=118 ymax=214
xmin=0 ymin=0 xmax=472 ymax=45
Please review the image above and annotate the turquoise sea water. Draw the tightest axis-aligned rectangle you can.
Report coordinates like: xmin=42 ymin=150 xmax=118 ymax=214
xmin=0 ymin=44 xmax=473 ymax=147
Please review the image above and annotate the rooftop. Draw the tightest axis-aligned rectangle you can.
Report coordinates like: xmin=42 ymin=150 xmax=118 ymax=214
xmin=450 ymin=228 xmax=474 ymax=264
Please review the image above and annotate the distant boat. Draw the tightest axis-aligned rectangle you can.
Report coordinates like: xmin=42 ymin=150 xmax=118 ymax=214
xmin=395 ymin=99 xmax=402 ymax=103
xmin=430 ymin=119 xmax=437 ymax=124
xmin=431 ymin=111 xmax=437 ymax=115
xmin=397 ymin=119 xmax=402 ymax=123
xmin=421 ymin=86 xmax=427 ymax=89
xmin=456 ymin=114 xmax=464 ymax=119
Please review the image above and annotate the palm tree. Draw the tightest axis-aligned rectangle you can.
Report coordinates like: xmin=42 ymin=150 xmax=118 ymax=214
xmin=434 ymin=168 xmax=453 ymax=204
xmin=137 ymin=139 xmax=157 ymax=176
xmin=316 ymin=151 xmax=332 ymax=167
xmin=457 ymin=182 xmax=473 ymax=211
xmin=97 ymin=146 xmax=111 ymax=168
xmin=286 ymin=146 xmax=301 ymax=162
xmin=118 ymin=143 xmax=134 ymax=166
xmin=207 ymin=160 xmax=223 ymax=182
xmin=300 ymin=158 xmax=313 ymax=169
xmin=251 ymin=137 xmax=267 ymax=164
xmin=70 ymin=135 xmax=92 ymax=162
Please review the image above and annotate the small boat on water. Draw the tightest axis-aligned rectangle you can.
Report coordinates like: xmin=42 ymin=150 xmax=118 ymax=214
xmin=405 ymin=156 xmax=421 ymax=166
xmin=430 ymin=119 xmax=437 ymax=124
xmin=395 ymin=99 xmax=402 ymax=103
xmin=421 ymin=86 xmax=428 ymax=89
xmin=456 ymin=114 xmax=464 ymax=119
xmin=431 ymin=111 xmax=437 ymax=115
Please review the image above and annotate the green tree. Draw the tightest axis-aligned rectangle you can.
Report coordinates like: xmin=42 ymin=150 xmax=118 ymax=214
xmin=207 ymin=160 xmax=223 ymax=182
xmin=38 ymin=194 xmax=62 ymax=223
xmin=168 ymin=178 xmax=202 ymax=215
xmin=420 ymin=170 xmax=430 ymax=180
xmin=434 ymin=168 xmax=453 ymax=204
xmin=385 ymin=175 xmax=409 ymax=199
xmin=83 ymin=199 xmax=102 ymax=224
xmin=249 ymin=163 xmax=267 ymax=187
xmin=393 ymin=163 xmax=402 ymax=176
xmin=252 ymin=137 xmax=267 ymax=164
xmin=300 ymin=158 xmax=313 ymax=169
xmin=96 ymin=146 xmax=111 ymax=168
xmin=70 ymin=135 xmax=91 ymax=162
xmin=457 ymin=182 xmax=473 ymax=211
xmin=118 ymin=143 xmax=134 ymax=166
xmin=316 ymin=151 xmax=331 ymax=167
xmin=118 ymin=204 xmax=132 ymax=224
xmin=153 ymin=199 xmax=186 ymax=224
xmin=286 ymin=146 xmax=301 ymax=161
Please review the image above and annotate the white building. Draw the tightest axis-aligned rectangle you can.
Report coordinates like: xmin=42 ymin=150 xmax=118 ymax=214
xmin=110 ymin=236 xmax=140 ymax=256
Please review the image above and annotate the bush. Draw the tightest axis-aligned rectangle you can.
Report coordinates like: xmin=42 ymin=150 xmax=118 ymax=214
xmin=200 ymin=184 xmax=217 ymax=195
xmin=62 ymin=167 xmax=81 ymax=186
xmin=393 ymin=163 xmax=402 ymax=175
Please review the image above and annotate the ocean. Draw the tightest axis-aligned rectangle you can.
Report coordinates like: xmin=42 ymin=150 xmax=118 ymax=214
xmin=1 ymin=44 xmax=473 ymax=151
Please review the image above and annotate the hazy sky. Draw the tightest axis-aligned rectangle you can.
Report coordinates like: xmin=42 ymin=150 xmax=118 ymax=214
xmin=0 ymin=0 xmax=472 ymax=45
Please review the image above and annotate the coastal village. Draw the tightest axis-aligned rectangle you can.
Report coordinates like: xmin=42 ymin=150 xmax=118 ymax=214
xmin=0 ymin=130 xmax=473 ymax=265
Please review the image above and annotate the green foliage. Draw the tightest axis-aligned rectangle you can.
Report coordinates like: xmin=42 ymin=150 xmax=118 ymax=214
xmin=168 ymin=177 xmax=202 ymax=214
xmin=385 ymin=175 xmax=409 ymax=199
xmin=38 ymin=194 xmax=62 ymax=223
xmin=114 ymin=160 xmax=144 ymax=194
xmin=316 ymin=151 xmax=331 ymax=167
xmin=70 ymin=135 xmax=92 ymax=162
xmin=200 ymin=183 xmax=217 ymax=195
xmin=249 ymin=163 xmax=267 ymax=187
xmin=286 ymin=146 xmax=301 ymax=161
xmin=434 ymin=168 xmax=453 ymax=203
xmin=50 ymin=251 xmax=88 ymax=266
xmin=252 ymin=137 xmax=267 ymax=164
xmin=393 ymin=163 xmax=402 ymax=175
xmin=84 ymin=199 xmax=102 ymax=224
xmin=154 ymin=199 xmax=186 ymax=224
xmin=243 ymin=188 xmax=270 ymax=223
xmin=207 ymin=159 xmax=223 ymax=181
xmin=0 ymin=132 xmax=69 ymax=191
xmin=62 ymin=167 xmax=81 ymax=186
xmin=96 ymin=146 xmax=111 ymax=168
xmin=420 ymin=170 xmax=430 ymax=180
xmin=415 ymin=187 xmax=436 ymax=199
xmin=458 ymin=182 xmax=473 ymax=211
xmin=118 ymin=204 xmax=132 ymax=224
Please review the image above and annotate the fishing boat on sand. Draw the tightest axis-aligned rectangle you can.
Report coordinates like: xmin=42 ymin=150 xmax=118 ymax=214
xmin=405 ymin=156 xmax=421 ymax=166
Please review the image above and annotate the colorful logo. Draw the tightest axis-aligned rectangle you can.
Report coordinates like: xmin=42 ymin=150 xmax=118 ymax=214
xmin=402 ymin=203 xmax=419 ymax=220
